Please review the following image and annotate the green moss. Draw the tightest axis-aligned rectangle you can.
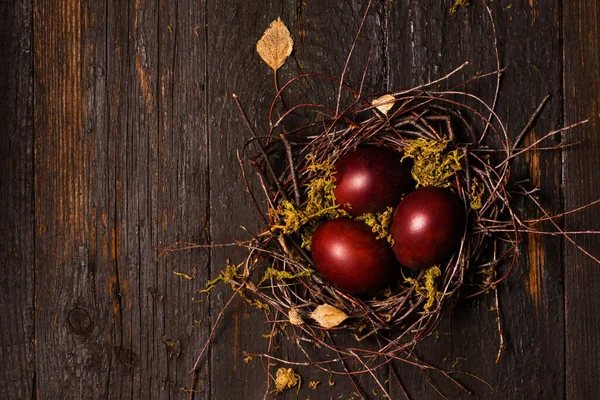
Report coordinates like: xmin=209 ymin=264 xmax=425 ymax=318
xmin=259 ymin=267 xmax=313 ymax=285
xmin=356 ymin=207 xmax=395 ymax=245
xmin=450 ymin=0 xmax=470 ymax=14
xmin=401 ymin=138 xmax=462 ymax=188
xmin=404 ymin=265 xmax=443 ymax=312
xmin=300 ymin=223 xmax=318 ymax=250
xmin=271 ymin=153 xmax=347 ymax=246
xmin=199 ymin=259 xmax=243 ymax=294
xmin=470 ymin=177 xmax=485 ymax=210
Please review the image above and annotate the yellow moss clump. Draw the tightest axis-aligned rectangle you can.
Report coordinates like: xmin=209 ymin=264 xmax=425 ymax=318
xmin=271 ymin=200 xmax=310 ymax=234
xmin=469 ymin=177 xmax=485 ymax=210
xmin=300 ymin=223 xmax=318 ymax=250
xmin=198 ymin=259 xmax=271 ymax=313
xmin=401 ymin=138 xmax=463 ymax=188
xmin=258 ymin=267 xmax=313 ymax=285
xmin=274 ymin=368 xmax=301 ymax=394
xmin=241 ymin=295 xmax=271 ymax=314
xmin=199 ymin=259 xmax=242 ymax=294
xmin=450 ymin=0 xmax=470 ymax=14
xmin=270 ymin=153 xmax=347 ymax=249
xmin=479 ymin=265 xmax=497 ymax=291
xmin=356 ymin=207 xmax=395 ymax=245
xmin=404 ymin=265 xmax=444 ymax=312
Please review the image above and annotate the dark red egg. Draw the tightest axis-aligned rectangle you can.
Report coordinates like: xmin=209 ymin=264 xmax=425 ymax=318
xmin=311 ymin=219 xmax=394 ymax=294
xmin=334 ymin=147 xmax=413 ymax=216
xmin=390 ymin=187 xmax=465 ymax=269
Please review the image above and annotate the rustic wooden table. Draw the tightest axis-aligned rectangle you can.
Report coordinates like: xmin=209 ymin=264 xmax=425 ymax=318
xmin=2 ymin=0 xmax=600 ymax=399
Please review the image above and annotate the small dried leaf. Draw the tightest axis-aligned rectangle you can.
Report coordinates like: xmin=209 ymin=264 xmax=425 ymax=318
xmin=275 ymin=368 xmax=301 ymax=394
xmin=372 ymin=94 xmax=395 ymax=116
xmin=310 ymin=304 xmax=349 ymax=329
xmin=256 ymin=17 xmax=294 ymax=71
xmin=288 ymin=308 xmax=304 ymax=326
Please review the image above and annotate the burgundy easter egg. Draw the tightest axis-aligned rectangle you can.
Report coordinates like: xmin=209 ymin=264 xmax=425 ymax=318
xmin=334 ymin=147 xmax=413 ymax=215
xmin=311 ymin=219 xmax=394 ymax=294
xmin=390 ymin=187 xmax=465 ymax=269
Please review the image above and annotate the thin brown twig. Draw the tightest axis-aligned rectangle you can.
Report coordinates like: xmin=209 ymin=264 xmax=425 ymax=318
xmin=512 ymin=94 xmax=551 ymax=152
xmin=335 ymin=0 xmax=372 ymax=115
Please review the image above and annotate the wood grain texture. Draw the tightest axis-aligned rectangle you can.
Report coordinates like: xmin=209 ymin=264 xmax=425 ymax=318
xmin=33 ymin=0 xmax=108 ymax=397
xmin=563 ymin=1 xmax=600 ymax=399
xmin=0 ymin=0 xmax=34 ymax=399
xmin=102 ymin=0 xmax=210 ymax=398
xmin=156 ymin=1 xmax=211 ymax=398
xmin=32 ymin=0 xmax=210 ymax=398
xmin=2 ymin=0 xmax=600 ymax=398
xmin=206 ymin=2 xmax=276 ymax=399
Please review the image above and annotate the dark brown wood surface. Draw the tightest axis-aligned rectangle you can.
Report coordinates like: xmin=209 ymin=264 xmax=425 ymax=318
xmin=1 ymin=1 xmax=599 ymax=399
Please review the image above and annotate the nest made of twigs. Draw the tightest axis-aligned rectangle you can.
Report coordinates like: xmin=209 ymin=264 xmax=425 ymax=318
xmin=229 ymin=70 xmax=525 ymax=353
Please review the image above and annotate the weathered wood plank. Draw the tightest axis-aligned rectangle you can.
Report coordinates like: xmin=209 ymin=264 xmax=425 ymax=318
xmin=563 ymin=1 xmax=600 ymax=399
xmin=156 ymin=0 xmax=211 ymax=397
xmin=33 ymin=0 xmax=112 ymax=397
xmin=33 ymin=0 xmax=210 ymax=398
xmin=387 ymin=1 xmax=564 ymax=398
xmin=205 ymin=3 xmax=277 ymax=399
xmin=102 ymin=0 xmax=133 ymax=396
xmin=102 ymin=0 xmax=211 ymax=398
xmin=0 ymin=0 xmax=35 ymax=398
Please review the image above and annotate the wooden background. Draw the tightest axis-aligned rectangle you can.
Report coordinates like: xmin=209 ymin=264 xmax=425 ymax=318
xmin=1 ymin=0 xmax=599 ymax=398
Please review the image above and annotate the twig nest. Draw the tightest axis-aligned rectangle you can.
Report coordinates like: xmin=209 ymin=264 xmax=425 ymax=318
xmin=240 ymin=81 xmax=517 ymax=345
xmin=221 ymin=70 xmax=547 ymax=376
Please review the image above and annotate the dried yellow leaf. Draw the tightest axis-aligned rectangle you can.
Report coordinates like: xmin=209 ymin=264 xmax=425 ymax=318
xmin=288 ymin=308 xmax=304 ymax=325
xmin=310 ymin=304 xmax=349 ymax=329
xmin=372 ymin=94 xmax=395 ymax=116
xmin=256 ymin=17 xmax=293 ymax=71
xmin=275 ymin=367 xmax=301 ymax=394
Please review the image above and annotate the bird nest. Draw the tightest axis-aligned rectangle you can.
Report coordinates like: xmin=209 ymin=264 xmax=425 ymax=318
xmin=233 ymin=70 xmax=514 ymax=344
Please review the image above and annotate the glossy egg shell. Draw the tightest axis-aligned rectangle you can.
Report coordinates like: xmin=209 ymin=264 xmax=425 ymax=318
xmin=390 ymin=187 xmax=465 ymax=269
xmin=311 ymin=219 xmax=394 ymax=294
xmin=334 ymin=147 xmax=413 ymax=216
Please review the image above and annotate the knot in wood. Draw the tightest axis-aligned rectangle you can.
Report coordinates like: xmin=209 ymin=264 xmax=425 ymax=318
xmin=67 ymin=307 xmax=93 ymax=334
xmin=114 ymin=346 xmax=137 ymax=368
